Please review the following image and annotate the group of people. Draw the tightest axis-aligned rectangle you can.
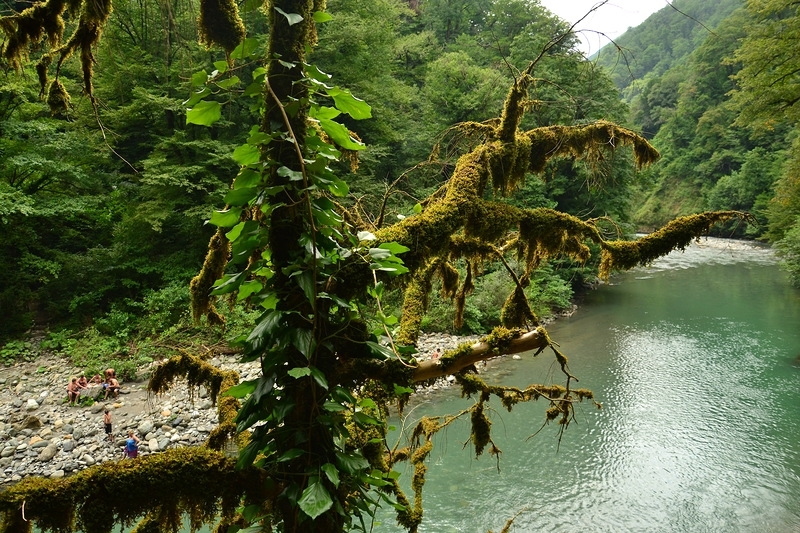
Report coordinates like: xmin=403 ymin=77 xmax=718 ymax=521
xmin=102 ymin=409 xmax=140 ymax=458
xmin=65 ymin=367 xmax=120 ymax=406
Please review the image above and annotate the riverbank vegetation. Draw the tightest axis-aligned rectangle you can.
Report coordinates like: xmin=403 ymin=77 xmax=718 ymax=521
xmin=0 ymin=0 xmax=797 ymax=531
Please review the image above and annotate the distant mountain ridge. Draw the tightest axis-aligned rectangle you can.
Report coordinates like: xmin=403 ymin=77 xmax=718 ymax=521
xmin=593 ymin=0 xmax=743 ymax=96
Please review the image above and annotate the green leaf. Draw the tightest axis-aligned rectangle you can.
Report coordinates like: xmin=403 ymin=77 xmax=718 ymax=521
xmin=299 ymin=481 xmax=333 ymax=519
xmin=183 ymin=87 xmax=211 ymax=107
xmin=323 ymin=401 xmax=347 ymax=412
xmin=277 ymin=448 xmax=305 ymax=462
xmin=288 ymin=367 xmax=312 ymax=378
xmin=412 ymin=203 xmax=423 ymax=214
xmin=309 ymin=366 xmax=328 ymax=389
xmin=318 ymin=118 xmax=365 ymax=151
xmin=327 ymin=178 xmax=349 ymax=197
xmin=379 ymin=242 xmax=410 ymax=255
xmin=321 ymin=463 xmax=340 ymax=487
xmin=234 ymin=168 xmax=263 ymax=188
xmin=215 ymin=76 xmax=240 ymax=89
xmin=209 ymin=208 xmax=242 ymax=228
xmin=368 ymin=247 xmax=391 ymax=260
xmin=186 ymin=100 xmax=221 ymax=126
xmin=224 ymin=187 xmax=259 ymax=206
xmin=210 ymin=271 xmax=245 ymax=295
xmin=231 ymin=37 xmax=260 ymax=59
xmin=277 ymin=166 xmax=304 ymax=181
xmin=326 ymin=87 xmax=372 ymax=120
xmin=237 ymin=280 xmax=263 ymax=301
xmin=312 ymin=11 xmax=333 ymax=23
xmin=358 ymin=231 xmax=376 ymax=241
xmin=290 ymin=328 xmax=314 ymax=359
xmin=190 ymin=70 xmax=208 ymax=87
xmin=335 ymin=451 xmax=370 ymax=474
xmin=213 ymin=60 xmax=228 ymax=72
xmin=223 ymin=379 xmax=257 ymax=398
xmin=274 ymin=6 xmax=304 ymax=26
xmin=233 ymin=144 xmax=260 ymax=166
xmin=309 ymin=105 xmax=341 ymax=120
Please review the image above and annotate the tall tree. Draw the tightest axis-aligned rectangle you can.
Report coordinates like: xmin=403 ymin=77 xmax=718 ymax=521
xmin=0 ymin=1 xmax=746 ymax=532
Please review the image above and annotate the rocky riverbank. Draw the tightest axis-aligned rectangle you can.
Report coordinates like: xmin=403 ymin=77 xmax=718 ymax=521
xmin=0 ymin=332 xmax=492 ymax=485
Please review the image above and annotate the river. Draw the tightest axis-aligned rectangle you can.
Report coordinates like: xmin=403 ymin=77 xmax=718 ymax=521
xmin=381 ymin=238 xmax=800 ymax=533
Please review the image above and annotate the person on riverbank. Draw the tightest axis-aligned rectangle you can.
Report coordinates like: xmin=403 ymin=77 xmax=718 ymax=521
xmin=123 ymin=430 xmax=139 ymax=458
xmin=105 ymin=376 xmax=120 ymax=399
xmin=432 ymin=348 xmax=441 ymax=360
xmin=103 ymin=410 xmax=113 ymax=443
xmin=66 ymin=378 xmax=81 ymax=405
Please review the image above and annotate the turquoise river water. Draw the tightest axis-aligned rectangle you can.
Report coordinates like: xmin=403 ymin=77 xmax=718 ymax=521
xmin=380 ymin=238 xmax=800 ymax=533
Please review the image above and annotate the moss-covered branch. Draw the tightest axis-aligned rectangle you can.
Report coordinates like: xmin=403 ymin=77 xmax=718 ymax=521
xmin=0 ymin=448 xmax=266 ymax=533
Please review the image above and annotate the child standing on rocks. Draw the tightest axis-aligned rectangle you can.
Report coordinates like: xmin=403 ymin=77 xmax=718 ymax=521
xmin=103 ymin=409 xmax=113 ymax=443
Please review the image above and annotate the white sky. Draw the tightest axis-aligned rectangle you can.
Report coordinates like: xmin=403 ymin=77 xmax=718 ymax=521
xmin=539 ymin=0 xmax=672 ymax=56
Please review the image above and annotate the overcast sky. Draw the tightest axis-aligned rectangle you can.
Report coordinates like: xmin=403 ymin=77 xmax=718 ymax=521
xmin=539 ymin=0 xmax=672 ymax=56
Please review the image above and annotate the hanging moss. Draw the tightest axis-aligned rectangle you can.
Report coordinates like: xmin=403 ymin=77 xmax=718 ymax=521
xmin=198 ymin=0 xmax=245 ymax=53
xmin=190 ymin=229 xmax=230 ymax=326
xmin=470 ymin=403 xmax=492 ymax=457
xmin=598 ymin=211 xmax=745 ymax=279
xmin=499 ymin=285 xmax=538 ymax=329
xmin=46 ymin=78 xmax=69 ymax=115
xmin=1 ymin=0 xmax=67 ymax=70
xmin=438 ymin=261 xmax=460 ymax=299
xmin=453 ymin=261 xmax=473 ymax=330
xmin=0 ymin=448 xmax=262 ymax=533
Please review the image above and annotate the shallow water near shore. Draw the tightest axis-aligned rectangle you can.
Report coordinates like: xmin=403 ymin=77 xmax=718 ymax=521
xmin=381 ymin=238 xmax=800 ymax=532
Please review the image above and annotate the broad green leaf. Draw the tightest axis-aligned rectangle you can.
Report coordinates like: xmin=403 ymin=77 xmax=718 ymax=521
xmin=309 ymin=366 xmax=328 ymax=389
xmin=186 ymin=100 xmax=221 ymax=126
xmin=247 ymin=310 xmax=284 ymax=353
xmin=224 ymin=187 xmax=259 ymax=206
xmin=299 ymin=481 xmax=333 ymax=519
xmin=210 ymin=271 xmax=245 ymax=295
xmin=323 ymin=401 xmax=347 ymax=412
xmin=321 ymin=463 xmax=340 ymax=487
xmin=353 ymin=412 xmax=381 ymax=426
xmin=233 ymin=144 xmax=260 ymax=166
xmin=309 ymin=105 xmax=341 ymax=120
xmin=223 ymin=379 xmax=257 ymax=398
xmin=209 ymin=208 xmax=242 ymax=228
xmin=288 ymin=367 xmax=312 ymax=378
xmin=190 ymin=70 xmax=208 ymax=87
xmin=183 ymin=87 xmax=211 ymax=107
xmin=318 ymin=118 xmax=365 ymax=150
xmin=412 ymin=203 xmax=423 ymax=214
xmin=326 ymin=87 xmax=372 ymax=120
xmin=393 ymin=384 xmax=414 ymax=396
xmin=237 ymin=280 xmax=263 ymax=301
xmin=368 ymin=247 xmax=392 ymax=260
xmin=232 ymin=37 xmax=260 ymax=59
xmin=358 ymin=398 xmax=377 ymax=410
xmin=312 ymin=11 xmax=333 ymax=23
xmin=328 ymin=178 xmax=349 ymax=197
xmin=290 ymin=328 xmax=314 ymax=359
xmin=379 ymin=242 xmax=410 ymax=255
xmin=215 ymin=76 xmax=240 ymax=89
xmin=274 ymin=6 xmax=304 ymax=26
xmin=365 ymin=341 xmax=395 ymax=360
xmin=277 ymin=166 xmax=304 ymax=181
xmin=277 ymin=448 xmax=305 ymax=462
xmin=213 ymin=60 xmax=228 ymax=72
xmin=251 ymin=373 xmax=276 ymax=403
xmin=234 ymin=168 xmax=262 ymax=188
xmin=305 ymin=63 xmax=332 ymax=83
xmin=335 ymin=451 xmax=369 ymax=474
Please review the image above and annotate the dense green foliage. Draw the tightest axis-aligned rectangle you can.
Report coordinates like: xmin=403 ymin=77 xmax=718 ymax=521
xmin=0 ymin=0 xmax=637 ymax=348
xmin=595 ymin=0 xmax=800 ymax=283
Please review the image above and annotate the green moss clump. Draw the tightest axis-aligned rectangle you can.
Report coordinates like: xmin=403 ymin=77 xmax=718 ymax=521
xmin=46 ymin=78 xmax=69 ymax=115
xmin=198 ymin=0 xmax=245 ymax=53
xmin=190 ymin=229 xmax=230 ymax=326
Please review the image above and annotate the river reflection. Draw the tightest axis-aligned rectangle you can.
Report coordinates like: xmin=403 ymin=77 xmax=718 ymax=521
xmin=382 ymin=239 xmax=800 ymax=533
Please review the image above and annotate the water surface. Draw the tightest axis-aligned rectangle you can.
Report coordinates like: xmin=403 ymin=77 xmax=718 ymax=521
xmin=383 ymin=239 xmax=800 ymax=532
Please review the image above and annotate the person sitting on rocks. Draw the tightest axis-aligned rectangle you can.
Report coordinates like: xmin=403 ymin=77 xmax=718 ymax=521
xmin=77 ymin=375 xmax=88 ymax=390
xmin=123 ymin=430 xmax=139 ymax=458
xmin=89 ymin=373 xmax=103 ymax=385
xmin=105 ymin=376 xmax=120 ymax=399
xmin=66 ymin=378 xmax=81 ymax=405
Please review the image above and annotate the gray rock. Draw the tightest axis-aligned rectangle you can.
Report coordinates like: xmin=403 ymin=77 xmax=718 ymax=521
xmin=50 ymin=470 xmax=65 ymax=479
xmin=62 ymin=440 xmax=76 ymax=453
xmin=37 ymin=444 xmax=58 ymax=462
xmin=61 ymin=424 xmax=74 ymax=435
xmin=138 ymin=421 xmax=154 ymax=435
xmin=24 ymin=399 xmax=39 ymax=411
xmin=147 ymin=438 xmax=159 ymax=452
xmin=31 ymin=440 xmax=50 ymax=449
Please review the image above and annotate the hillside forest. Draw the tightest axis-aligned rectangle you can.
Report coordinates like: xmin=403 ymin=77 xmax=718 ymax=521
xmin=0 ymin=1 xmax=797 ymax=398
xmin=0 ymin=0 xmax=798 ymax=531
